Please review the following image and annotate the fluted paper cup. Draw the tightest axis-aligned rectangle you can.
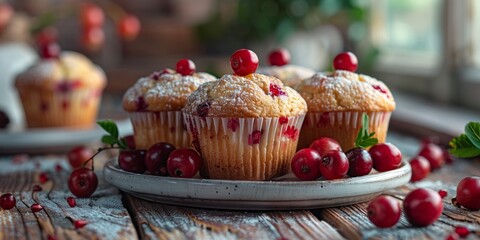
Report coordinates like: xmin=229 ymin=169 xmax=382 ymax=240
xmin=183 ymin=114 xmax=305 ymax=180
xmin=297 ymin=111 xmax=392 ymax=151
xmin=129 ymin=111 xmax=190 ymax=149
xmin=17 ymin=88 xmax=102 ymax=129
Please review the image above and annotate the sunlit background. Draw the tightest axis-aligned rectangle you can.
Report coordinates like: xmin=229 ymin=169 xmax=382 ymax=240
xmin=1 ymin=0 xmax=480 ymax=123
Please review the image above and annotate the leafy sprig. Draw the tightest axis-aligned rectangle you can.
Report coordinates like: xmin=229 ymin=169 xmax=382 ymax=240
xmin=97 ymin=120 xmax=126 ymax=149
xmin=449 ymin=122 xmax=480 ymax=158
xmin=354 ymin=113 xmax=378 ymax=148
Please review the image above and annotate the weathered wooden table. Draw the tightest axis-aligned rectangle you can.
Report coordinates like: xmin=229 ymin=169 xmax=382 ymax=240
xmin=0 ymin=131 xmax=479 ymax=240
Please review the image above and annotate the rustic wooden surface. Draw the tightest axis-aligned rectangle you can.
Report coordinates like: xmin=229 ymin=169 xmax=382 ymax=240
xmin=0 ymin=131 xmax=480 ymax=239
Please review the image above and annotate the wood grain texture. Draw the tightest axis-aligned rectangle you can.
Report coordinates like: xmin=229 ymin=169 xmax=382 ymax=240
xmin=125 ymin=195 xmax=344 ymax=240
xmin=0 ymin=156 xmax=138 ymax=240
xmin=314 ymin=158 xmax=480 ymax=240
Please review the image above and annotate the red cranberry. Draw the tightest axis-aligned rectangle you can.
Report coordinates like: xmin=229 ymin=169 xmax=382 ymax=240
xmin=35 ymin=27 xmax=58 ymax=47
xmin=309 ymin=137 xmax=342 ymax=157
xmin=346 ymin=147 xmax=373 ymax=177
xmin=33 ymin=185 xmax=42 ymax=192
xmin=31 ymin=203 xmax=43 ymax=213
xmin=54 ymin=163 xmax=63 ymax=172
xmin=369 ymin=143 xmax=402 ymax=172
xmin=367 ymin=195 xmax=401 ymax=228
xmin=68 ymin=146 xmax=94 ymax=169
xmin=118 ymin=150 xmax=147 ymax=174
xmin=443 ymin=149 xmax=453 ymax=164
xmin=117 ymin=14 xmax=141 ymax=41
xmin=418 ymin=143 xmax=445 ymax=170
xmin=319 ymin=150 xmax=349 ymax=180
xmin=167 ymin=149 xmax=202 ymax=178
xmin=230 ymin=49 xmax=259 ymax=76
xmin=269 ymin=83 xmax=286 ymax=97
xmin=74 ymin=219 xmax=88 ymax=229
xmin=421 ymin=136 xmax=441 ymax=146
xmin=409 ymin=155 xmax=431 ymax=182
xmin=283 ymin=126 xmax=299 ymax=140
xmin=81 ymin=27 xmax=104 ymax=52
xmin=454 ymin=226 xmax=470 ymax=238
xmin=404 ymin=188 xmax=443 ymax=227
xmin=0 ymin=110 xmax=10 ymax=128
xmin=454 ymin=176 xmax=480 ymax=210
xmin=333 ymin=51 xmax=358 ymax=72
xmin=438 ymin=189 xmax=448 ymax=199
xmin=248 ymin=130 xmax=263 ymax=145
xmin=0 ymin=3 xmax=13 ymax=31
xmin=66 ymin=197 xmax=76 ymax=207
xmin=268 ymin=48 xmax=290 ymax=66
xmin=291 ymin=148 xmax=322 ymax=181
xmin=47 ymin=235 xmax=58 ymax=240
xmin=39 ymin=172 xmax=49 ymax=184
xmin=445 ymin=233 xmax=460 ymax=240
xmin=0 ymin=193 xmax=16 ymax=210
xmin=227 ymin=118 xmax=239 ymax=132
xmin=145 ymin=142 xmax=176 ymax=176
xmin=68 ymin=168 xmax=98 ymax=198
xmin=279 ymin=116 xmax=288 ymax=124
xmin=122 ymin=135 xmax=136 ymax=150
xmin=40 ymin=43 xmax=60 ymax=59
xmin=80 ymin=3 xmax=104 ymax=28
xmin=176 ymin=58 xmax=196 ymax=76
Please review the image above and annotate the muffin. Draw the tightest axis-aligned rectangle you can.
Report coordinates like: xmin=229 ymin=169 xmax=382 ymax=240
xmin=183 ymin=73 xmax=307 ymax=180
xmin=122 ymin=69 xmax=216 ymax=150
xmin=257 ymin=48 xmax=315 ymax=87
xmin=15 ymin=51 xmax=106 ymax=128
xmin=295 ymin=70 xmax=396 ymax=150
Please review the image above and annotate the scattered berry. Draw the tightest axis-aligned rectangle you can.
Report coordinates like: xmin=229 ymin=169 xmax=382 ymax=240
xmin=81 ymin=27 xmax=105 ymax=52
xmin=319 ymin=150 xmax=349 ymax=180
xmin=445 ymin=233 xmax=460 ymax=240
xmin=122 ymin=135 xmax=136 ymax=149
xmin=145 ymin=142 xmax=176 ymax=176
xmin=80 ymin=3 xmax=104 ymax=28
xmin=66 ymin=197 xmax=76 ymax=207
xmin=39 ymin=172 xmax=49 ymax=184
xmin=68 ymin=146 xmax=94 ymax=169
xmin=0 ymin=193 xmax=16 ymax=210
xmin=35 ymin=27 xmax=58 ymax=47
xmin=0 ymin=3 xmax=13 ymax=31
xmin=54 ymin=163 xmax=63 ymax=172
xmin=230 ymin=49 xmax=259 ymax=76
xmin=74 ymin=219 xmax=88 ymax=229
xmin=346 ymin=147 xmax=373 ymax=177
xmin=438 ymin=189 xmax=448 ymax=199
xmin=453 ymin=176 xmax=480 ymax=210
xmin=367 ymin=195 xmax=401 ymax=228
xmin=68 ymin=168 xmax=98 ymax=198
xmin=369 ymin=143 xmax=402 ymax=172
xmin=31 ymin=203 xmax=43 ymax=213
xmin=40 ymin=43 xmax=61 ymax=59
xmin=291 ymin=148 xmax=322 ymax=181
xmin=418 ymin=143 xmax=445 ymax=170
xmin=403 ymin=188 xmax=443 ymax=227
xmin=454 ymin=226 xmax=470 ymax=238
xmin=117 ymin=14 xmax=141 ymax=41
xmin=268 ymin=48 xmax=290 ymax=66
xmin=33 ymin=185 xmax=42 ymax=192
xmin=118 ymin=150 xmax=147 ymax=174
xmin=176 ymin=58 xmax=196 ymax=76
xmin=333 ymin=51 xmax=358 ymax=72
xmin=167 ymin=149 xmax=202 ymax=178
xmin=409 ymin=155 xmax=431 ymax=182
xmin=309 ymin=137 xmax=342 ymax=157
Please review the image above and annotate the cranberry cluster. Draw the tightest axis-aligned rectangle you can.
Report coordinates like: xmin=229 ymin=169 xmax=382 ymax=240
xmin=291 ymin=137 xmax=403 ymax=181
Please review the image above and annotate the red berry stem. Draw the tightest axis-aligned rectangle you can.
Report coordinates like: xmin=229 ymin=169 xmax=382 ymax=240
xmin=81 ymin=146 xmax=122 ymax=171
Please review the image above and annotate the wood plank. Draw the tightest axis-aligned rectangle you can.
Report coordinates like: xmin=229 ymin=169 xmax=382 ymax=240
xmin=314 ymin=156 xmax=480 ymax=240
xmin=0 ymin=155 xmax=138 ymax=240
xmin=124 ymin=194 xmax=344 ymax=240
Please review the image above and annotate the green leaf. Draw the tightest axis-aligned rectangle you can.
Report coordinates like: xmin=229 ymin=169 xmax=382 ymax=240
xmin=449 ymin=133 xmax=480 ymax=158
xmin=354 ymin=113 xmax=378 ymax=149
xmin=97 ymin=120 xmax=119 ymax=139
xmin=101 ymin=135 xmax=117 ymax=145
xmin=465 ymin=122 xmax=480 ymax=149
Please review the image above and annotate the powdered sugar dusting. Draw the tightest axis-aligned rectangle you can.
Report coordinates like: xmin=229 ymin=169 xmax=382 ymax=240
xmin=257 ymin=65 xmax=315 ymax=87
xmin=123 ymin=72 xmax=216 ymax=112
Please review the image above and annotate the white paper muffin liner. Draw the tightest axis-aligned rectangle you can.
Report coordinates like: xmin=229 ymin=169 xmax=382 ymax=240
xmin=298 ymin=111 xmax=392 ymax=151
xmin=17 ymin=88 xmax=101 ymax=129
xmin=129 ymin=111 xmax=190 ymax=150
xmin=183 ymin=114 xmax=305 ymax=180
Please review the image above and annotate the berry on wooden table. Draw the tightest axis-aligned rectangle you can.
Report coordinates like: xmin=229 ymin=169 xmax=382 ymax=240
xmin=68 ymin=168 xmax=98 ymax=198
xmin=453 ymin=176 xmax=480 ymax=210
xmin=418 ymin=143 xmax=445 ymax=170
xmin=367 ymin=195 xmax=401 ymax=228
xmin=0 ymin=193 xmax=16 ymax=210
xmin=409 ymin=155 xmax=431 ymax=182
xmin=403 ymin=188 xmax=443 ymax=227
xmin=230 ymin=49 xmax=259 ymax=76
xmin=68 ymin=146 xmax=94 ymax=169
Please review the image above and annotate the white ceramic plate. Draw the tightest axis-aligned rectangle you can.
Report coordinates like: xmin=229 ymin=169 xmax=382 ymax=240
xmin=104 ymin=160 xmax=411 ymax=210
xmin=0 ymin=119 xmax=132 ymax=154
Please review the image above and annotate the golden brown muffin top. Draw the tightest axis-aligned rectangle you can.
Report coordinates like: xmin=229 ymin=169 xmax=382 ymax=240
xmin=295 ymin=70 xmax=396 ymax=112
xmin=257 ymin=65 xmax=315 ymax=87
xmin=183 ymin=73 xmax=307 ymax=118
xmin=15 ymin=51 xmax=106 ymax=90
xmin=122 ymin=71 xmax=216 ymax=112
